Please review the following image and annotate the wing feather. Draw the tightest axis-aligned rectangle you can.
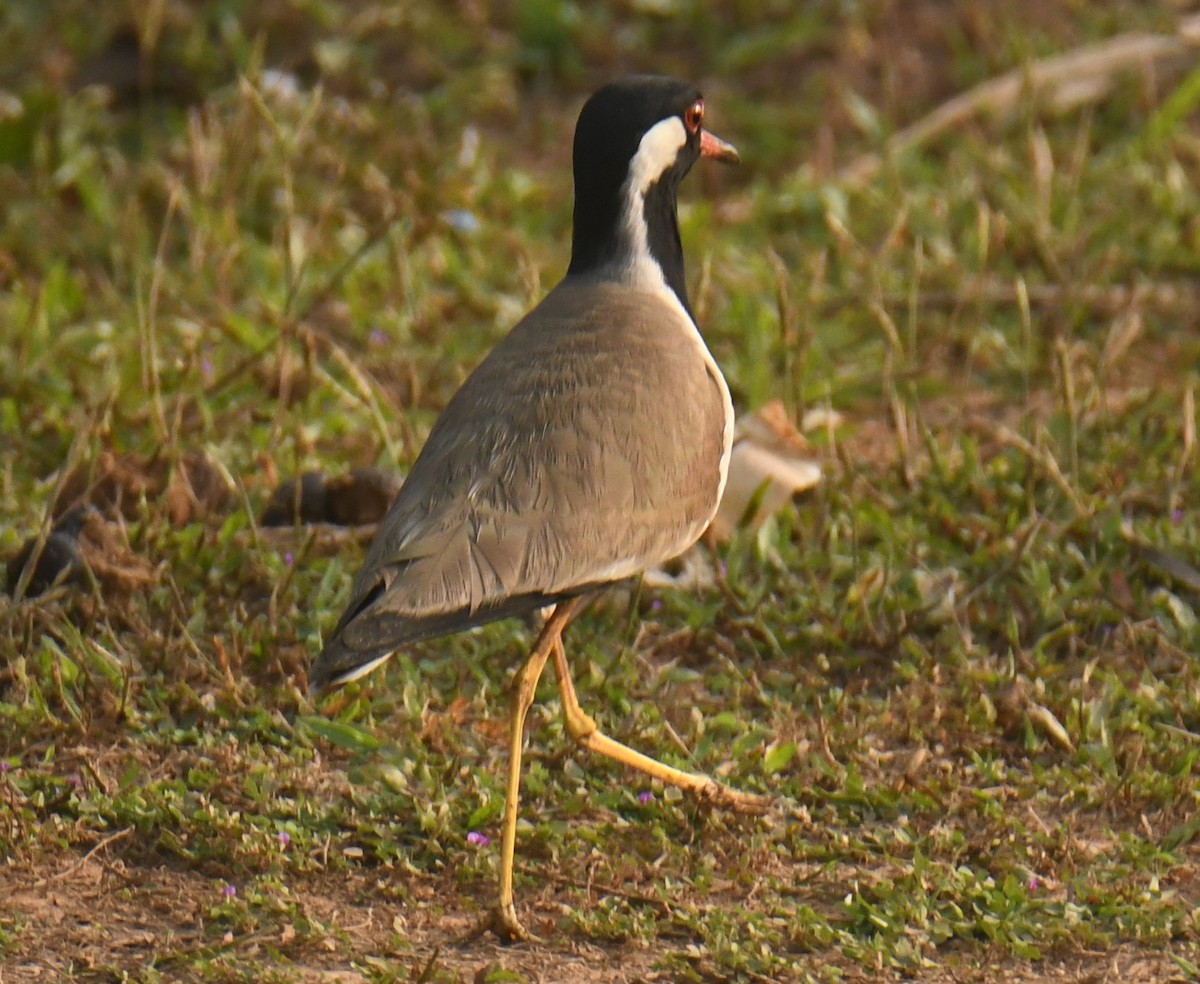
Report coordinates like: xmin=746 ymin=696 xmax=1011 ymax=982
xmin=310 ymin=279 xmax=727 ymax=689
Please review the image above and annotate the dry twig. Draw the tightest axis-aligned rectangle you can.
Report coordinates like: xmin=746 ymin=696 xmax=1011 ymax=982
xmin=841 ymin=15 xmax=1200 ymax=186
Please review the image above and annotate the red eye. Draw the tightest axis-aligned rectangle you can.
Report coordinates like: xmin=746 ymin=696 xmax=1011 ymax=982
xmin=684 ymin=99 xmax=704 ymax=134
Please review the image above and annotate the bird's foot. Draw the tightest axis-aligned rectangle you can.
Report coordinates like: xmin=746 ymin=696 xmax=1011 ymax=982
xmin=702 ymin=780 xmax=774 ymax=815
xmin=466 ymin=901 xmax=540 ymax=945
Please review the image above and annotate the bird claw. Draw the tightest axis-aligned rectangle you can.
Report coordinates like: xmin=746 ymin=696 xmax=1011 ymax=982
xmin=702 ymin=780 xmax=774 ymax=815
xmin=465 ymin=902 xmax=541 ymax=945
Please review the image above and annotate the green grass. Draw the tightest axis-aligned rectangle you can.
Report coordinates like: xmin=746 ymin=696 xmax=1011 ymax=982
xmin=2 ymin=1 xmax=1200 ymax=981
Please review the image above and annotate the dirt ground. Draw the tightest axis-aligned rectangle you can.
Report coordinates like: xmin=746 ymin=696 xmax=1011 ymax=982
xmin=2 ymin=851 xmax=1191 ymax=984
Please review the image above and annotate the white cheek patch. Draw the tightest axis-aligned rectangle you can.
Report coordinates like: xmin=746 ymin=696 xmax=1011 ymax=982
xmin=627 ymin=116 xmax=687 ymax=195
xmin=620 ymin=116 xmax=686 ymax=292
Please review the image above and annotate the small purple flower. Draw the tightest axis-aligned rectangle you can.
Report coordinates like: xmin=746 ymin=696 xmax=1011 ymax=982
xmin=369 ymin=327 xmax=388 ymax=347
xmin=466 ymin=831 xmax=490 ymax=848
xmin=0 ymin=761 xmax=9 ymax=775
xmin=222 ymin=883 xmax=237 ymax=899
xmin=638 ymin=790 xmax=654 ymax=805
xmin=200 ymin=355 xmax=214 ymax=383
xmin=277 ymin=831 xmax=291 ymax=848
xmin=1172 ymin=508 xmax=1184 ymax=524
xmin=650 ymin=599 xmax=663 ymax=613
xmin=283 ymin=551 xmax=294 ymax=566
xmin=1027 ymin=876 xmax=1039 ymax=892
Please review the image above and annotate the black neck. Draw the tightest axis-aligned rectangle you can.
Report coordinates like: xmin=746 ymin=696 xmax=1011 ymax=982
xmin=568 ymin=172 xmax=691 ymax=314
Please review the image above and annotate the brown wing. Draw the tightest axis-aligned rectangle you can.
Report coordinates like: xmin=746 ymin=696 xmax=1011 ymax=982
xmin=309 ymin=279 xmax=727 ymax=690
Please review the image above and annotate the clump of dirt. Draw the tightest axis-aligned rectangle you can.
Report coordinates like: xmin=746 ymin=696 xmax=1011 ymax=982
xmin=53 ymin=449 xmax=233 ymax=525
xmin=5 ymin=505 xmax=157 ymax=600
xmin=5 ymin=508 xmax=89 ymax=598
xmin=261 ymin=468 xmax=402 ymax=527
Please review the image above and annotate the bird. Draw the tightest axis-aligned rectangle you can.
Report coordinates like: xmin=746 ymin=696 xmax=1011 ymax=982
xmin=309 ymin=74 xmax=770 ymax=942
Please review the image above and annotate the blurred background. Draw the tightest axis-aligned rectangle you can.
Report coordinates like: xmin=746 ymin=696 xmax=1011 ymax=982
xmin=2 ymin=0 xmax=1196 ymax=477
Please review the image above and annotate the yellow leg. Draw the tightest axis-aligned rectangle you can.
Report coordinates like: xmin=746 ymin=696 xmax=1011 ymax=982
xmin=485 ymin=600 xmax=579 ymax=943
xmin=549 ymin=635 xmax=771 ymax=814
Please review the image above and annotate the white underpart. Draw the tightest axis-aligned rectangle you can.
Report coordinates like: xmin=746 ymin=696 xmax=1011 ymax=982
xmin=608 ymin=115 xmax=737 ymax=561
xmin=330 ymin=650 xmax=393 ymax=685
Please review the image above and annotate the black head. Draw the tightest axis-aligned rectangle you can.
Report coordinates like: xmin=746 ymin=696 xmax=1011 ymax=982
xmin=567 ymin=75 xmax=737 ymax=308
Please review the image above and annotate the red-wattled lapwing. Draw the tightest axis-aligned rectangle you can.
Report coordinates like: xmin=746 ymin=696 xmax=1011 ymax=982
xmin=309 ymin=75 xmax=770 ymax=942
